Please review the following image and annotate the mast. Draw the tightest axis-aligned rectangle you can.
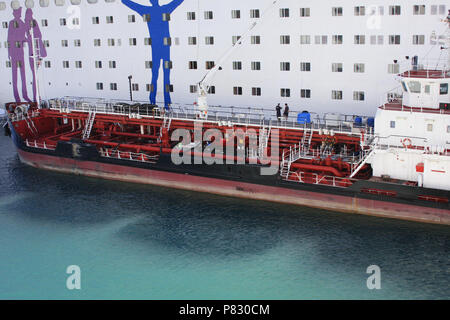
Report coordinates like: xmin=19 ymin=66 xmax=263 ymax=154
xmin=447 ymin=10 xmax=450 ymax=70
xmin=30 ymin=22 xmax=41 ymax=108
xmin=430 ymin=10 xmax=450 ymax=72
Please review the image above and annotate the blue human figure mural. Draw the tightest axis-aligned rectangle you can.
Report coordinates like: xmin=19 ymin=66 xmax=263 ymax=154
xmin=122 ymin=0 xmax=185 ymax=109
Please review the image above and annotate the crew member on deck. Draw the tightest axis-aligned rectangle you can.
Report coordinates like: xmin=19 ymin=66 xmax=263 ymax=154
xmin=283 ymin=104 xmax=289 ymax=121
xmin=276 ymin=103 xmax=282 ymax=122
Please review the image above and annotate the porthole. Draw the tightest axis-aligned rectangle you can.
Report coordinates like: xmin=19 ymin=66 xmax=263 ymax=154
xmin=39 ymin=0 xmax=49 ymax=7
xmin=55 ymin=0 xmax=65 ymax=6
xmin=25 ymin=0 xmax=34 ymax=9
xmin=0 ymin=2 xmax=6 ymax=10
xmin=11 ymin=1 xmax=20 ymax=10
xmin=87 ymin=0 xmax=98 ymax=4
xmin=70 ymin=0 xmax=81 ymax=5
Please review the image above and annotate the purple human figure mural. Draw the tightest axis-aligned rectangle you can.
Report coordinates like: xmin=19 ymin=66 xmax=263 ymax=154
xmin=122 ymin=0 xmax=185 ymax=109
xmin=25 ymin=8 xmax=47 ymax=103
xmin=8 ymin=7 xmax=31 ymax=103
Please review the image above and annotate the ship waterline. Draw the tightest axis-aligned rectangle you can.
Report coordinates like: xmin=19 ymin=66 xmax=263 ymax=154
xmin=14 ymin=140 xmax=450 ymax=225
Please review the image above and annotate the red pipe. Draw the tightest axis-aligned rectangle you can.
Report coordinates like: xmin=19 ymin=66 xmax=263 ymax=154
xmin=293 ymin=157 xmax=351 ymax=173
xmin=58 ymin=137 xmax=282 ymax=165
xmin=290 ymin=163 xmax=345 ymax=177
xmin=45 ymin=129 xmax=82 ymax=140
xmin=110 ymin=131 xmax=159 ymax=139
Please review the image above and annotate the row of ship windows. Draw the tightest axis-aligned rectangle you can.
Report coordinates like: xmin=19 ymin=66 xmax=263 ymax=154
xmin=390 ymin=121 xmax=450 ymax=134
xmin=1 ymin=2 xmax=446 ymax=18
xmin=10 ymin=6 xmax=447 ymax=27
xmin=0 ymin=35 xmax=431 ymax=47
xmin=2 ymin=10 xmax=446 ymax=48
xmin=27 ymin=78 xmax=364 ymax=102
xmin=200 ymin=6 xmax=447 ymax=19
xmin=92 ymin=82 xmax=366 ymax=102
xmin=4 ymin=60 xmax=401 ymax=74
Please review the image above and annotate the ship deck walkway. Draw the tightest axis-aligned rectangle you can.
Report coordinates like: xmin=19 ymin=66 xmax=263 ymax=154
xmin=41 ymin=96 xmax=374 ymax=137
xmin=381 ymin=100 xmax=450 ymax=115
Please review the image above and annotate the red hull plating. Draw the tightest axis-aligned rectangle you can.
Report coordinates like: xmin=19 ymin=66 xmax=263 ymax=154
xmin=17 ymin=149 xmax=450 ymax=225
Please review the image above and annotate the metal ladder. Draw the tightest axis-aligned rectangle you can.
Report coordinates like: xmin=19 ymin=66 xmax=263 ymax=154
xmin=158 ymin=114 xmax=172 ymax=142
xmin=82 ymin=110 xmax=96 ymax=140
xmin=279 ymin=156 xmax=291 ymax=179
xmin=161 ymin=114 xmax=172 ymax=133
xmin=349 ymin=146 xmax=375 ymax=178
xmin=265 ymin=124 xmax=272 ymax=146
xmin=279 ymin=139 xmax=312 ymax=179
xmin=289 ymin=140 xmax=309 ymax=164
xmin=24 ymin=113 xmax=38 ymax=136
xmin=164 ymin=115 xmax=172 ymax=131
xmin=301 ymin=128 xmax=313 ymax=150
xmin=258 ymin=122 xmax=271 ymax=158
xmin=34 ymin=37 xmax=41 ymax=63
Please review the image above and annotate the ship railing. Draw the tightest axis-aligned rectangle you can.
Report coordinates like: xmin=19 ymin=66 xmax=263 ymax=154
xmin=423 ymin=145 xmax=450 ymax=157
xmin=45 ymin=97 xmax=374 ymax=136
xmin=395 ymin=58 xmax=449 ymax=78
xmin=380 ymin=84 xmax=450 ymax=114
xmin=403 ymin=64 xmax=449 ymax=79
xmin=287 ymin=140 xmax=365 ymax=164
xmin=8 ymin=108 xmax=40 ymax=123
xmin=381 ymin=86 xmax=403 ymax=105
xmin=370 ymin=135 xmax=450 ymax=156
xmin=25 ymin=139 xmax=57 ymax=150
xmin=381 ymin=103 xmax=450 ymax=114
xmin=288 ymin=142 xmax=313 ymax=162
xmin=281 ymin=143 xmax=333 ymax=179
xmin=349 ymin=145 xmax=376 ymax=178
xmin=0 ymin=107 xmax=6 ymax=126
xmin=193 ymin=110 xmax=374 ymax=136
xmin=372 ymin=135 xmax=428 ymax=150
xmin=286 ymin=171 xmax=356 ymax=188
xmin=100 ymin=148 xmax=159 ymax=164
xmin=402 ymin=69 xmax=449 ymax=79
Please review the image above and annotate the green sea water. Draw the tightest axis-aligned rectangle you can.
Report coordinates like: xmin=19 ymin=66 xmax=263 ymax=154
xmin=0 ymin=135 xmax=448 ymax=299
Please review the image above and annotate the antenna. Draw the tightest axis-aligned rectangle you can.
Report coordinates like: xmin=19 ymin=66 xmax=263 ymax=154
xmin=30 ymin=24 xmax=41 ymax=108
xmin=430 ymin=10 xmax=450 ymax=71
xmin=446 ymin=10 xmax=450 ymax=70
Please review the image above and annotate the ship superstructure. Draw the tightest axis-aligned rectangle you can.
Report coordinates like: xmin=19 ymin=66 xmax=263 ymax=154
xmin=371 ymin=66 xmax=450 ymax=190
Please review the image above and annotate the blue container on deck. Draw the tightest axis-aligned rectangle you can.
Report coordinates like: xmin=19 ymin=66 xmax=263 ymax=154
xmin=297 ymin=112 xmax=311 ymax=124
xmin=354 ymin=116 xmax=362 ymax=127
xmin=367 ymin=117 xmax=374 ymax=128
